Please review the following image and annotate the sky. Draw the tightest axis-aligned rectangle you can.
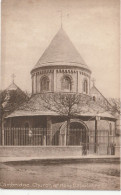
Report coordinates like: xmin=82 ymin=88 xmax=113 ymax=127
xmin=1 ymin=0 xmax=120 ymax=98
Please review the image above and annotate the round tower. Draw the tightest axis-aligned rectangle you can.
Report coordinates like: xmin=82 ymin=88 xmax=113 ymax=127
xmin=31 ymin=28 xmax=91 ymax=95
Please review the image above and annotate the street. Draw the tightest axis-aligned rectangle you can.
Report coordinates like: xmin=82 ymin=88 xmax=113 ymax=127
xmin=0 ymin=160 xmax=120 ymax=190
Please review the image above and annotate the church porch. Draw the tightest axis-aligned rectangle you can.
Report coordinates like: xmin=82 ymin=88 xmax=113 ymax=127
xmin=2 ymin=115 xmax=117 ymax=155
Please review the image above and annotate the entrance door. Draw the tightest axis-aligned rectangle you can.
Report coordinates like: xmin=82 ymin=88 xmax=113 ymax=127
xmin=69 ymin=122 xmax=88 ymax=148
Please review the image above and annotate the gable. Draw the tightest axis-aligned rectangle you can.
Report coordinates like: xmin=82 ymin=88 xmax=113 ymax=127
xmin=90 ymin=85 xmax=109 ymax=105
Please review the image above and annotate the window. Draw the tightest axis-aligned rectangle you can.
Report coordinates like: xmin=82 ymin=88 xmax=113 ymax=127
xmin=109 ymin=123 xmax=113 ymax=135
xmin=83 ymin=80 xmax=88 ymax=94
xmin=61 ymin=76 xmax=71 ymax=91
xmin=41 ymin=76 xmax=49 ymax=91
xmin=93 ymin=96 xmax=96 ymax=101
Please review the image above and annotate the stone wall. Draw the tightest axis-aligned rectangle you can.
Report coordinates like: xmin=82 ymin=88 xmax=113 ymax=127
xmin=0 ymin=146 xmax=83 ymax=158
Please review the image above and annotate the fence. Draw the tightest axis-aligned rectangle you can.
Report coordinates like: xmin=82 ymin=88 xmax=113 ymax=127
xmin=3 ymin=128 xmax=59 ymax=146
xmin=88 ymin=130 xmax=115 ymax=155
xmin=2 ymin=128 xmax=115 ymax=154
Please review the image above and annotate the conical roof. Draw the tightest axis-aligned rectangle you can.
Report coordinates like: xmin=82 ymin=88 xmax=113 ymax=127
xmin=32 ymin=27 xmax=90 ymax=71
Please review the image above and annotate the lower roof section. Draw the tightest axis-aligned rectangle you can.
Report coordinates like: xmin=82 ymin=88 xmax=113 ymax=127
xmin=5 ymin=93 xmax=116 ymax=120
xmin=6 ymin=110 xmax=116 ymax=120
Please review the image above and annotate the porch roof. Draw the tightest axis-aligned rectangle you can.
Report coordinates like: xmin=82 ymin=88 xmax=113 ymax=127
xmin=5 ymin=94 xmax=116 ymax=120
xmin=6 ymin=109 xmax=116 ymax=120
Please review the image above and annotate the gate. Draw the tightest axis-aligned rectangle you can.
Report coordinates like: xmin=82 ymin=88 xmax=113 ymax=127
xmin=69 ymin=128 xmax=89 ymax=155
xmin=88 ymin=130 xmax=115 ymax=155
xmin=69 ymin=128 xmax=87 ymax=146
xmin=68 ymin=129 xmax=115 ymax=155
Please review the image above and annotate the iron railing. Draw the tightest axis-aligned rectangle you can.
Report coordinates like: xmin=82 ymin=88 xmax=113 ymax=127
xmin=2 ymin=128 xmax=115 ymax=155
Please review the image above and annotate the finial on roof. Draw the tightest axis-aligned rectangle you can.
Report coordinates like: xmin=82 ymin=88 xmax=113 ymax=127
xmin=92 ymin=78 xmax=96 ymax=86
xmin=61 ymin=11 xmax=62 ymax=28
xmin=11 ymin=73 xmax=16 ymax=84
xmin=58 ymin=10 xmax=63 ymax=28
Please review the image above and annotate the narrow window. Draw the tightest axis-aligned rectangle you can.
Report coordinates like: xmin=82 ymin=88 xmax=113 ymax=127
xmin=83 ymin=80 xmax=88 ymax=94
xmin=61 ymin=76 xmax=71 ymax=91
xmin=41 ymin=76 xmax=49 ymax=91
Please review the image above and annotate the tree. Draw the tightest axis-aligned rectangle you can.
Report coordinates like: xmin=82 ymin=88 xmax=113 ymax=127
xmin=39 ymin=92 xmax=120 ymax=147
xmin=92 ymin=97 xmax=120 ymax=116
xmin=107 ymin=98 xmax=120 ymax=115
xmin=40 ymin=92 xmax=91 ymax=145
xmin=0 ymin=89 xmax=29 ymax=145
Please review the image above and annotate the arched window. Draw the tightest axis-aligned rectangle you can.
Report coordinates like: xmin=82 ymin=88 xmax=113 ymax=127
xmin=83 ymin=80 xmax=88 ymax=94
xmin=61 ymin=76 xmax=72 ymax=91
xmin=41 ymin=76 xmax=49 ymax=91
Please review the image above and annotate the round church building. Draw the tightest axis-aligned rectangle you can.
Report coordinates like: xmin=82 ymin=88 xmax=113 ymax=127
xmin=5 ymin=27 xmax=118 ymax=155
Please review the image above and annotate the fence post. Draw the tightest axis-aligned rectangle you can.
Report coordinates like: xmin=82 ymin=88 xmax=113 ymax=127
xmin=46 ymin=117 xmax=52 ymax=145
xmin=2 ymin=117 xmax=4 ymax=146
xmin=59 ymin=134 xmax=62 ymax=145
xmin=43 ymin=135 xmax=46 ymax=146
xmin=95 ymin=117 xmax=97 ymax=153
xmin=2 ymin=128 xmax=4 ymax=146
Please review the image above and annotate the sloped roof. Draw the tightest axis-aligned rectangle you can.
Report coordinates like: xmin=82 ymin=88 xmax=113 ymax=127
xmin=1 ymin=82 xmax=29 ymax=112
xmin=90 ymin=85 xmax=111 ymax=105
xmin=6 ymin=93 xmax=116 ymax=119
xmin=32 ymin=27 xmax=90 ymax=71
xmin=6 ymin=82 xmax=18 ymax=91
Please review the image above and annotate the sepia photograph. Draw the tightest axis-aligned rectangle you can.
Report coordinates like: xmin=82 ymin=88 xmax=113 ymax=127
xmin=0 ymin=0 xmax=120 ymax=191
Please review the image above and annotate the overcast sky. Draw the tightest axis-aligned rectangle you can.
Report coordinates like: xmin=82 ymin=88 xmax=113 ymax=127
xmin=1 ymin=0 xmax=120 ymax=98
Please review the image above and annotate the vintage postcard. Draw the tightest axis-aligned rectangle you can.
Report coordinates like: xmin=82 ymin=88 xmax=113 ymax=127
xmin=0 ymin=0 xmax=120 ymax=191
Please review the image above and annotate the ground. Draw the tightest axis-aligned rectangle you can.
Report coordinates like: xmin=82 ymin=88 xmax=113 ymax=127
xmin=0 ymin=159 xmax=120 ymax=190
